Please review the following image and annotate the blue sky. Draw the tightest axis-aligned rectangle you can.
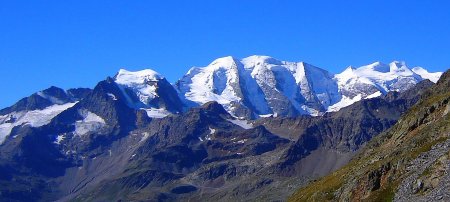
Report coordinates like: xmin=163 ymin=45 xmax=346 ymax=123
xmin=1 ymin=1 xmax=449 ymax=108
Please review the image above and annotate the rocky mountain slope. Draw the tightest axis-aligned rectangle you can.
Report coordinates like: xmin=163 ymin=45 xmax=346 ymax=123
xmin=289 ymin=69 xmax=450 ymax=201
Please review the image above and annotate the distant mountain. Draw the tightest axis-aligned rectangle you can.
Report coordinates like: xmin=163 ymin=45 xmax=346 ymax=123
xmin=289 ymin=69 xmax=450 ymax=201
xmin=176 ymin=56 xmax=442 ymax=118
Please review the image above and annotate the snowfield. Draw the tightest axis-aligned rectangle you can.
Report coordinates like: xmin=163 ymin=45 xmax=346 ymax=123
xmin=0 ymin=102 xmax=77 ymax=144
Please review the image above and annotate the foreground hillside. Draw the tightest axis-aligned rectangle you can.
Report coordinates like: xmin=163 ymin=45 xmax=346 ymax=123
xmin=290 ymin=70 xmax=450 ymax=201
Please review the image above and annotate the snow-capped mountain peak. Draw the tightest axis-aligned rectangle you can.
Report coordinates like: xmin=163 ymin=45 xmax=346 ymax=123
xmin=114 ymin=69 xmax=163 ymax=106
xmin=207 ymin=56 xmax=240 ymax=68
xmin=337 ymin=61 xmax=418 ymax=84
xmin=331 ymin=60 xmax=443 ymax=112
xmin=113 ymin=68 xmax=183 ymax=118
xmin=176 ymin=56 xmax=244 ymax=108
xmin=412 ymin=66 xmax=442 ymax=83
xmin=115 ymin=68 xmax=163 ymax=84
xmin=241 ymin=55 xmax=283 ymax=67
xmin=362 ymin=61 xmax=390 ymax=72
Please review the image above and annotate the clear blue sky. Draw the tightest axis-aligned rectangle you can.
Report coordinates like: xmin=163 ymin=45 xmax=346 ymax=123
xmin=1 ymin=1 xmax=449 ymax=108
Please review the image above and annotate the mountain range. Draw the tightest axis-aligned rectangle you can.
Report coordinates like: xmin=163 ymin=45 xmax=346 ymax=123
xmin=110 ymin=56 xmax=441 ymax=119
xmin=176 ymin=56 xmax=440 ymax=118
xmin=0 ymin=56 xmax=445 ymax=201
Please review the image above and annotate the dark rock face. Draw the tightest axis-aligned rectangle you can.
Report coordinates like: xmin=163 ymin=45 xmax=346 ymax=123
xmin=151 ymin=78 xmax=184 ymax=113
xmin=0 ymin=94 xmax=53 ymax=115
xmin=0 ymin=86 xmax=91 ymax=115
xmin=67 ymin=88 xmax=93 ymax=101
xmin=77 ymin=78 xmax=137 ymax=127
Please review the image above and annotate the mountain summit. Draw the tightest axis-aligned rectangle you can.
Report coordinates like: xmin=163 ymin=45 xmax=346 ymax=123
xmin=113 ymin=68 xmax=184 ymax=117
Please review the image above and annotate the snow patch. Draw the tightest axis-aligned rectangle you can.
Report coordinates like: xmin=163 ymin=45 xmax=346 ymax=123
xmin=140 ymin=132 xmax=150 ymax=142
xmin=107 ymin=93 xmax=118 ymax=100
xmin=327 ymin=94 xmax=363 ymax=112
xmin=227 ymin=119 xmax=253 ymax=129
xmin=144 ymin=108 xmax=171 ymax=118
xmin=366 ymin=91 xmax=382 ymax=99
xmin=74 ymin=110 xmax=106 ymax=136
xmin=236 ymin=139 xmax=247 ymax=144
xmin=258 ymin=114 xmax=273 ymax=118
xmin=54 ymin=134 xmax=65 ymax=144
xmin=0 ymin=102 xmax=77 ymax=144
xmin=209 ymin=127 xmax=216 ymax=134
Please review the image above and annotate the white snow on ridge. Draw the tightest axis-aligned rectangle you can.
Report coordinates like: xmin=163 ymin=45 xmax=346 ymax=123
xmin=335 ymin=61 xmax=418 ymax=93
xmin=0 ymin=102 xmax=77 ymax=144
xmin=329 ymin=61 xmax=442 ymax=112
xmin=412 ymin=67 xmax=442 ymax=83
xmin=366 ymin=91 xmax=382 ymax=99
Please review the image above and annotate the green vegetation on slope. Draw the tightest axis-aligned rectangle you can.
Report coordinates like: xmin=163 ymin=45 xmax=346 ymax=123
xmin=289 ymin=71 xmax=450 ymax=202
